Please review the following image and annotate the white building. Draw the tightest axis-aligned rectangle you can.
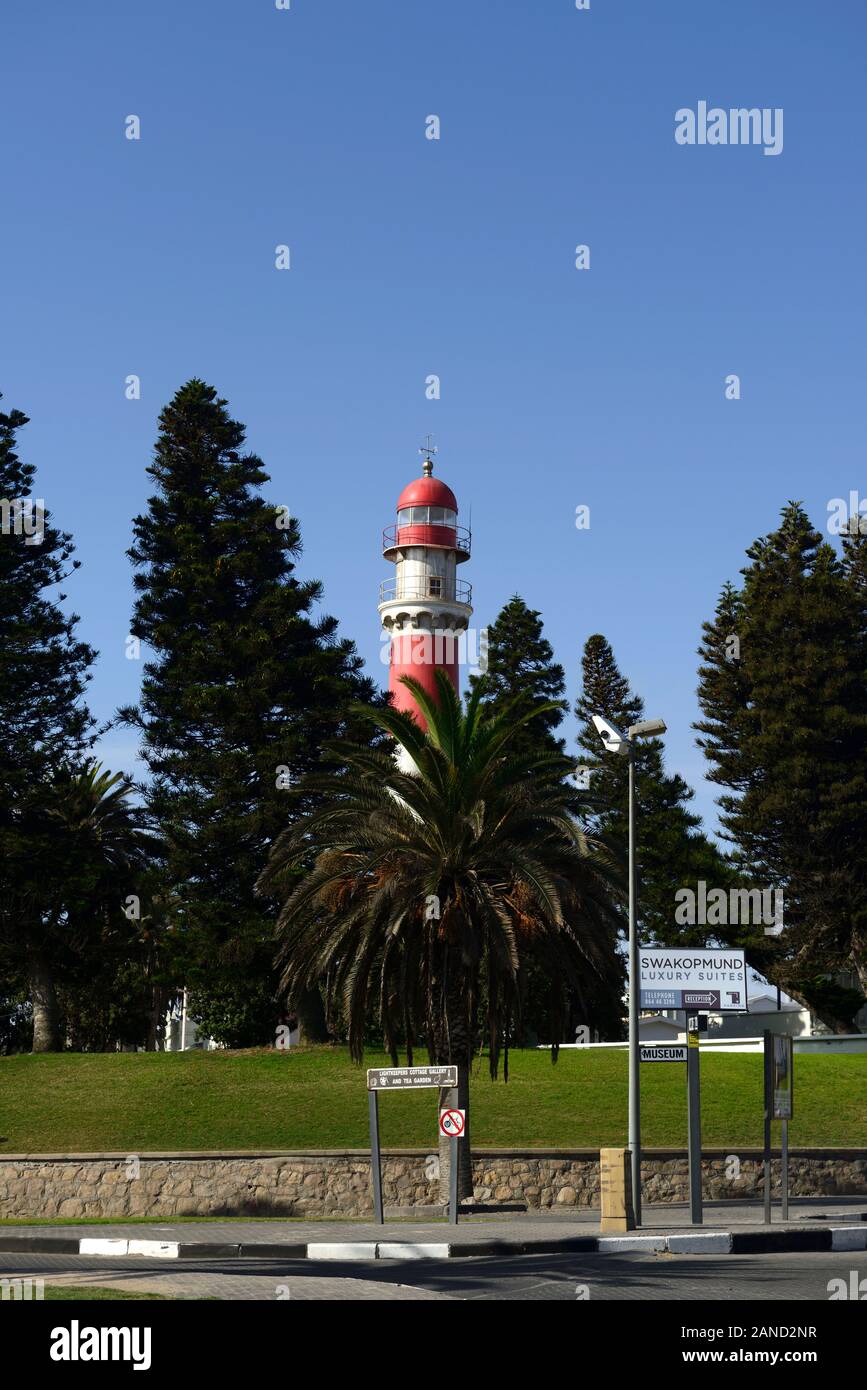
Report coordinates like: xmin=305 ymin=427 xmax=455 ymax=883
xmin=162 ymin=992 xmax=218 ymax=1051
xmin=161 ymin=991 xmax=301 ymax=1051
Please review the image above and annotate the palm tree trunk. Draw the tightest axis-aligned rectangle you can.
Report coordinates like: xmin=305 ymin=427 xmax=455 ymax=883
xmin=296 ymin=986 xmax=329 ymax=1043
xmin=437 ymin=954 xmax=474 ymax=1203
xmin=28 ymin=949 xmax=61 ymax=1053
xmin=146 ymin=983 xmax=169 ymax=1051
xmin=852 ymin=932 xmax=867 ymax=999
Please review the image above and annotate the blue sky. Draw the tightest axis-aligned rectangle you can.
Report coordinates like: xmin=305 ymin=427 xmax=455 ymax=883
xmin=2 ymin=0 xmax=864 ymax=832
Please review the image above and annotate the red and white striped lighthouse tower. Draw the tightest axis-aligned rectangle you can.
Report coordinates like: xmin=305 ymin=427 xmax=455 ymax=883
xmin=379 ymin=440 xmax=472 ymax=729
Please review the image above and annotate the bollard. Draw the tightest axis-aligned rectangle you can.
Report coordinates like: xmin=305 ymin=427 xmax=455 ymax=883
xmin=599 ymin=1147 xmax=636 ymax=1232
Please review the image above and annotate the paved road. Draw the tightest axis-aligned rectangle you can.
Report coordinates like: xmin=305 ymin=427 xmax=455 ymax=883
xmin=2 ymin=1249 xmax=864 ymax=1301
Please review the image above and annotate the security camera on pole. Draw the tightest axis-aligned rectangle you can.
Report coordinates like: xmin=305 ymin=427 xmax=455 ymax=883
xmin=591 ymin=713 xmax=667 ymax=1227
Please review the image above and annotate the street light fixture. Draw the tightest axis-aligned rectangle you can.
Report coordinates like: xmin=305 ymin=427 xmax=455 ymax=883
xmin=590 ymin=714 xmax=629 ymax=756
xmin=628 ymin=718 xmax=667 ymax=740
xmin=593 ymin=711 xmax=667 ymax=1227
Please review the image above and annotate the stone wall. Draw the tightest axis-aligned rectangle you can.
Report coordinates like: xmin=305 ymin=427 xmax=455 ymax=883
xmin=0 ymin=1149 xmax=864 ymax=1220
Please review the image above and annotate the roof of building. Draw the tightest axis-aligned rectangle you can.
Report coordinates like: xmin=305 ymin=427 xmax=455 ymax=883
xmin=747 ymin=991 xmax=803 ymax=1013
xmin=396 ymin=473 xmax=459 ymax=513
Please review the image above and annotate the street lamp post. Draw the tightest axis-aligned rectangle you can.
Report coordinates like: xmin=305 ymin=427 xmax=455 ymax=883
xmin=626 ymin=741 xmax=640 ymax=1225
xmin=591 ymin=713 xmax=667 ymax=1229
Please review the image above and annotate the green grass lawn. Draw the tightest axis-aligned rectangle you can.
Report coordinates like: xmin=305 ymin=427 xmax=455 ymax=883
xmin=0 ymin=1046 xmax=863 ymax=1153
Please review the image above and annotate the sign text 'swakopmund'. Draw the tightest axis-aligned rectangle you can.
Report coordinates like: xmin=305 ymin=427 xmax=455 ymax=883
xmin=639 ymin=948 xmax=748 ymax=1013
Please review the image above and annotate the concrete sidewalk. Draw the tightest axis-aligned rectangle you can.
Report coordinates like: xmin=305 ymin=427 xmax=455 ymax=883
xmin=1 ymin=1197 xmax=865 ymax=1261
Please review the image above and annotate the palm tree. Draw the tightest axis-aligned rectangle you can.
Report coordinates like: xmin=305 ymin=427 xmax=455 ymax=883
xmin=258 ymin=671 xmax=625 ymax=1201
xmin=5 ymin=762 xmax=153 ymax=1052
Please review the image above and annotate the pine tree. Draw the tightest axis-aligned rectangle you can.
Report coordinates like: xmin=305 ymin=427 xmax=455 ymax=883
xmin=0 ymin=401 xmax=95 ymax=786
xmin=840 ymin=526 xmax=867 ymax=994
xmin=120 ymin=380 xmax=379 ymax=1045
xmin=0 ymin=399 xmax=97 ymax=1050
xmin=842 ymin=521 xmax=867 ymax=596
xmin=469 ymin=595 xmax=567 ymax=760
xmin=696 ymin=503 xmax=867 ymax=1027
xmin=576 ymin=633 xmax=730 ymax=946
xmin=470 ymin=603 xmax=628 ymax=1041
xmin=692 ymin=583 xmax=749 ymax=802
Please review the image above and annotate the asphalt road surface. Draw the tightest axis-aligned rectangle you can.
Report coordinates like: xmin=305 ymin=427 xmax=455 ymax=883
xmin=1 ymin=1249 xmax=865 ymax=1301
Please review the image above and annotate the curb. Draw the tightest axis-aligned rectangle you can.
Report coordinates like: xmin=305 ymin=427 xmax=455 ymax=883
xmin=1 ymin=1226 xmax=866 ymax=1261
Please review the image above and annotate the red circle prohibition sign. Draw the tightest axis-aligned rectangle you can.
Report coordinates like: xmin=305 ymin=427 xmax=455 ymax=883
xmin=440 ymin=1109 xmax=465 ymax=1136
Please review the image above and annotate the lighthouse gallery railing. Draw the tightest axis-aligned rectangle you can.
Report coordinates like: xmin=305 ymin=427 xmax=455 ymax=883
xmin=378 ymin=577 xmax=472 ymax=605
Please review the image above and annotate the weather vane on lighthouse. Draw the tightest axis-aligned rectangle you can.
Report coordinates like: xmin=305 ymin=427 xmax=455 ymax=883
xmin=419 ymin=434 xmax=437 ymax=476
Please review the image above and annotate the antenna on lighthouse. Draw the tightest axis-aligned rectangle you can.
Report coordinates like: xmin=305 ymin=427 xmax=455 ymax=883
xmin=419 ymin=434 xmax=437 ymax=476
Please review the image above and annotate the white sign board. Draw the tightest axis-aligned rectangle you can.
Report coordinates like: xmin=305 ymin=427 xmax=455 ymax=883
xmin=367 ymin=1065 xmax=458 ymax=1091
xmin=640 ymin=1044 xmax=688 ymax=1063
xmin=639 ymin=947 xmax=748 ymax=1013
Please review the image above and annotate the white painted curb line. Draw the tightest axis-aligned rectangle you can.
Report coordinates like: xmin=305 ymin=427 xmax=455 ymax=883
xmin=831 ymin=1227 xmax=867 ymax=1251
xmin=78 ymin=1239 xmax=129 ymax=1256
xmin=305 ymin=1243 xmax=378 ymax=1261
xmin=667 ymin=1232 xmax=732 ymax=1254
xmin=377 ymin=1243 xmax=451 ymax=1260
xmin=597 ymin=1236 xmax=666 ymax=1253
xmin=78 ymin=1238 xmax=180 ymax=1258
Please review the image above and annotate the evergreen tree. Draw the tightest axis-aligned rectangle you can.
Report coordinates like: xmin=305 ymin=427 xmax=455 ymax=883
xmin=842 ymin=520 xmax=867 ymax=596
xmin=469 ymin=595 xmax=567 ymax=760
xmin=0 ymin=400 xmax=95 ymax=788
xmin=0 ymin=399 xmax=97 ymax=1050
xmin=841 ymin=526 xmax=867 ymax=994
xmin=576 ymin=633 xmax=730 ymax=946
xmin=696 ymin=503 xmax=867 ymax=1027
xmin=469 ymin=598 xmax=625 ymax=1040
xmin=120 ymin=381 xmax=379 ymax=1045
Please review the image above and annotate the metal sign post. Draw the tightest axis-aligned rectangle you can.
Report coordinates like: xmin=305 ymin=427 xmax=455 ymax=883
xmin=781 ymin=1118 xmax=789 ymax=1222
xmin=638 ymin=951 xmax=748 ymax=1231
xmin=366 ymin=1066 xmax=459 ymax=1223
xmin=439 ymin=1108 xmax=466 ymax=1226
xmin=778 ymin=1048 xmax=792 ymax=1224
xmin=368 ymin=1089 xmax=384 ymax=1225
xmin=685 ymin=1014 xmax=703 ymax=1225
xmin=763 ymin=1031 xmax=773 ymax=1224
xmin=449 ymin=1136 xmax=458 ymax=1226
xmin=762 ymin=1032 xmax=794 ymax=1224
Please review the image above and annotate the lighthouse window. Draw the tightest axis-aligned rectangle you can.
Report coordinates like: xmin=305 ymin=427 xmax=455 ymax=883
xmin=397 ymin=506 xmax=456 ymax=526
xmin=428 ymin=577 xmax=442 ymax=596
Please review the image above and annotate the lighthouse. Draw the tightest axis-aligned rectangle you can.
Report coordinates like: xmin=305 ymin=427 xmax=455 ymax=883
xmin=379 ymin=441 xmax=472 ymax=729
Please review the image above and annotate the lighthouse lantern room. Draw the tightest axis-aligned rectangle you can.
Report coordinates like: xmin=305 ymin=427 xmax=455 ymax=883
xmin=379 ymin=442 xmax=473 ymax=728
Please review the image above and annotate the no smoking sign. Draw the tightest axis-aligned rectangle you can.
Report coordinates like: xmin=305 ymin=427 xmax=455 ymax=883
xmin=439 ymin=1108 xmax=466 ymax=1138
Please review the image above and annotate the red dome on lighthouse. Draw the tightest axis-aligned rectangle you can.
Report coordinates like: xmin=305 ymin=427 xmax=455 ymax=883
xmin=396 ymin=474 xmax=459 ymax=513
